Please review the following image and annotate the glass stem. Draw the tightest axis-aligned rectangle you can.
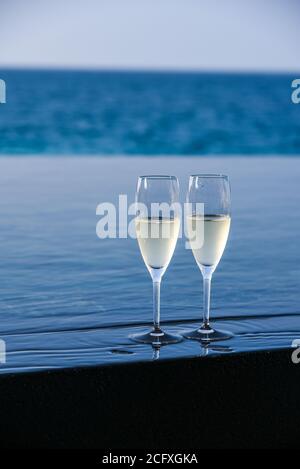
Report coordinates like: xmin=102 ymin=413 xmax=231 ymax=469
xmin=153 ymin=280 xmax=161 ymax=332
xmin=203 ymin=275 xmax=212 ymax=329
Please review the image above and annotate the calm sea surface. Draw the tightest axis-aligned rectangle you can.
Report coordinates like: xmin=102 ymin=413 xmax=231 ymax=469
xmin=0 ymin=157 xmax=299 ymax=373
xmin=0 ymin=69 xmax=299 ymax=155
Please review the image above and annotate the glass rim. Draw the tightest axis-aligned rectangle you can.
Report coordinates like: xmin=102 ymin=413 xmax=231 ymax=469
xmin=190 ymin=174 xmax=229 ymax=179
xmin=138 ymin=175 xmax=178 ymax=180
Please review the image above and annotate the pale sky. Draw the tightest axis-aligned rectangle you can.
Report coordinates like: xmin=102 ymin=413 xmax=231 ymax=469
xmin=0 ymin=0 xmax=299 ymax=71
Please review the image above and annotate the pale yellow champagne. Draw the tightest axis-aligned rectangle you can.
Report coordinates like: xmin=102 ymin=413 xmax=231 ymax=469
xmin=135 ymin=217 xmax=180 ymax=270
xmin=187 ymin=215 xmax=230 ymax=267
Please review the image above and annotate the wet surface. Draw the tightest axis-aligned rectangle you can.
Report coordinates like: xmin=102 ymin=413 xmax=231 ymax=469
xmin=0 ymin=313 xmax=299 ymax=374
xmin=0 ymin=157 xmax=299 ymax=374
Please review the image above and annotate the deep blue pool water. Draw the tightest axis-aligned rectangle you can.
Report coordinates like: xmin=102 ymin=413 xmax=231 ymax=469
xmin=0 ymin=69 xmax=299 ymax=155
xmin=0 ymin=157 xmax=299 ymax=373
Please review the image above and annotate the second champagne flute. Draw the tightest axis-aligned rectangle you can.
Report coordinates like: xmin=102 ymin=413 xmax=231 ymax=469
xmin=131 ymin=175 xmax=182 ymax=345
xmin=185 ymin=174 xmax=233 ymax=342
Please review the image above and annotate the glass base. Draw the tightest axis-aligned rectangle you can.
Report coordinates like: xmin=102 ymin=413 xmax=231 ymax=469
xmin=130 ymin=328 xmax=183 ymax=346
xmin=184 ymin=325 xmax=233 ymax=343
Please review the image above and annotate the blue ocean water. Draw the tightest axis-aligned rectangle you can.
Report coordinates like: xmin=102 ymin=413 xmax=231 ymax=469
xmin=0 ymin=157 xmax=299 ymax=374
xmin=0 ymin=69 xmax=299 ymax=155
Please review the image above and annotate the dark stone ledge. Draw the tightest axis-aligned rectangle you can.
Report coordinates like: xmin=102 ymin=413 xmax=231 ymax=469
xmin=0 ymin=348 xmax=299 ymax=449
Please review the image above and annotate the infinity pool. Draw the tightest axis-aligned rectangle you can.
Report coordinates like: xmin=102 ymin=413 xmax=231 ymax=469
xmin=0 ymin=157 xmax=299 ymax=373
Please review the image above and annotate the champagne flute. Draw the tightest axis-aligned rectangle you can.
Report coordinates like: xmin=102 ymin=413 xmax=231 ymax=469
xmin=131 ymin=175 xmax=182 ymax=345
xmin=185 ymin=174 xmax=233 ymax=342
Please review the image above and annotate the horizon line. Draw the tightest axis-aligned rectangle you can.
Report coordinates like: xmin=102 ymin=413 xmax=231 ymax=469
xmin=0 ymin=65 xmax=299 ymax=76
